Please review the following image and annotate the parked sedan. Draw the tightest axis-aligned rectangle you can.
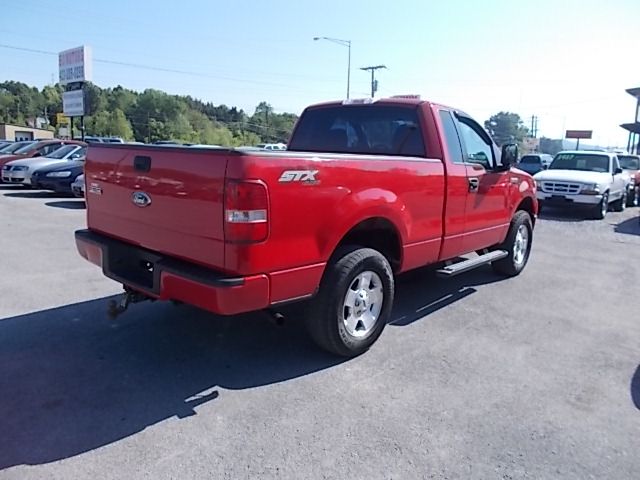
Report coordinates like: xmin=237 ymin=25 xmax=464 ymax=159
xmin=2 ymin=144 xmax=86 ymax=185
xmin=31 ymin=161 xmax=84 ymax=194
xmin=71 ymin=174 xmax=85 ymax=198
xmin=0 ymin=139 xmax=84 ymax=169
xmin=0 ymin=140 xmax=35 ymax=156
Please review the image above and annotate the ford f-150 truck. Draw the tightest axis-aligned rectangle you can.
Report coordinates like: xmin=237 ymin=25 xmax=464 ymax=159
xmin=75 ymin=97 xmax=537 ymax=356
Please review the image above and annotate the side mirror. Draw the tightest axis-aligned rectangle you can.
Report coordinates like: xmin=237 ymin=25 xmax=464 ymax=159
xmin=32 ymin=152 xmax=42 ymax=157
xmin=614 ymin=167 xmax=623 ymax=175
xmin=541 ymin=164 xmax=548 ymax=170
xmin=501 ymin=143 xmax=518 ymax=168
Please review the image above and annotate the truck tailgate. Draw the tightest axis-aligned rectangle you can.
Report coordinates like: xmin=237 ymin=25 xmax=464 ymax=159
xmin=84 ymin=144 xmax=231 ymax=270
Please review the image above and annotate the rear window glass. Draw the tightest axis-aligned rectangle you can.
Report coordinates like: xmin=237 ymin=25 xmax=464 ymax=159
xmin=550 ymin=153 xmax=609 ymax=172
xmin=288 ymin=105 xmax=426 ymax=157
xmin=618 ymin=155 xmax=640 ymax=170
xmin=520 ymin=155 xmax=541 ymax=164
xmin=4 ymin=141 xmax=36 ymax=154
xmin=14 ymin=142 xmax=42 ymax=154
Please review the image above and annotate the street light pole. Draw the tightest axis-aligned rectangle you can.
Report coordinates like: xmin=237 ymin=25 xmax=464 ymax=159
xmin=313 ymin=36 xmax=351 ymax=99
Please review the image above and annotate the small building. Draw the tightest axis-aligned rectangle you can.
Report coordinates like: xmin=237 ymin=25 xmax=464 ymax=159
xmin=0 ymin=124 xmax=55 ymax=142
xmin=621 ymin=87 xmax=640 ymax=154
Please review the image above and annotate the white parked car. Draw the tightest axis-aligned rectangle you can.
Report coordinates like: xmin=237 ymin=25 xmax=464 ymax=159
xmin=71 ymin=173 xmax=85 ymax=198
xmin=1 ymin=145 xmax=86 ymax=186
xmin=256 ymin=143 xmax=287 ymax=151
xmin=534 ymin=150 xmax=630 ymax=219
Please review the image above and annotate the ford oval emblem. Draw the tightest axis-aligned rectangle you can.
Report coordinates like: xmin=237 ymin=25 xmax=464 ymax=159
xmin=132 ymin=191 xmax=152 ymax=207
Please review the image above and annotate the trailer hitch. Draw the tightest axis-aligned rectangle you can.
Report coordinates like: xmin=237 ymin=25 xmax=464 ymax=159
xmin=107 ymin=287 xmax=152 ymax=320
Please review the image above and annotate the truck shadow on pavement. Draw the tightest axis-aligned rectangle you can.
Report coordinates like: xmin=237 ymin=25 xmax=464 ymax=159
xmin=390 ymin=265 xmax=502 ymax=326
xmin=4 ymin=191 xmax=72 ymax=199
xmin=538 ymin=209 xmax=591 ymax=223
xmin=0 ymin=296 xmax=343 ymax=469
xmin=632 ymin=365 xmax=640 ymax=410
xmin=614 ymin=216 xmax=640 ymax=236
xmin=0 ymin=266 xmax=502 ymax=469
xmin=45 ymin=200 xmax=86 ymax=209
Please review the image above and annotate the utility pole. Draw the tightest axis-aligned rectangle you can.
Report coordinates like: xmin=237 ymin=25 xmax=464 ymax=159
xmin=360 ymin=65 xmax=387 ymax=98
xmin=530 ymin=115 xmax=539 ymax=138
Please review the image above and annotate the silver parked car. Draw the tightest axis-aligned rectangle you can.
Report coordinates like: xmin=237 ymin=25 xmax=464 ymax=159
xmin=2 ymin=145 xmax=86 ymax=186
xmin=71 ymin=173 xmax=85 ymax=198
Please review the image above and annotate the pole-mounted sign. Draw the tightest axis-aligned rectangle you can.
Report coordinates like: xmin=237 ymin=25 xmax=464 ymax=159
xmin=58 ymin=46 xmax=92 ymax=86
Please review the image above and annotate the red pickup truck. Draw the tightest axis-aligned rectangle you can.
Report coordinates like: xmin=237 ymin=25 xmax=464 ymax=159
xmin=76 ymin=97 xmax=537 ymax=356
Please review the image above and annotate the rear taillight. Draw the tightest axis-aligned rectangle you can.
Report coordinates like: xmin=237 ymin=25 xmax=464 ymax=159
xmin=224 ymin=180 xmax=269 ymax=243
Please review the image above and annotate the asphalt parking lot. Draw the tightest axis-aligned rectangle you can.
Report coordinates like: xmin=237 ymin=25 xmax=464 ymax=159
xmin=1 ymin=184 xmax=639 ymax=480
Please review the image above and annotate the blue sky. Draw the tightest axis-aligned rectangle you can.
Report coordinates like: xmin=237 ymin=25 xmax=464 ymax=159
xmin=1 ymin=0 xmax=639 ymax=146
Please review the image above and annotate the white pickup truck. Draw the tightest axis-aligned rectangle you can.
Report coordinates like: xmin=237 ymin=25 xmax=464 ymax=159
xmin=534 ymin=150 xmax=629 ymax=219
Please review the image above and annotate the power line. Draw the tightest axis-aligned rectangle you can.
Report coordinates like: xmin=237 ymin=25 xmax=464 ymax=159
xmin=0 ymin=43 xmax=350 ymax=100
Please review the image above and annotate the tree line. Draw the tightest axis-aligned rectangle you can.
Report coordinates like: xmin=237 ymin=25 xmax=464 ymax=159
xmin=0 ymin=80 xmax=298 ymax=146
xmin=1 ymin=80 xmax=566 ymax=154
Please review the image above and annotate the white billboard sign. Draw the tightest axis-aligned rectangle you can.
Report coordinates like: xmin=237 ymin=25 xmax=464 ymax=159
xmin=59 ymin=46 xmax=93 ymax=85
xmin=63 ymin=90 xmax=85 ymax=117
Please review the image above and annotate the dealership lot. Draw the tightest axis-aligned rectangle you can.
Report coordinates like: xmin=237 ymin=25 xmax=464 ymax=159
xmin=1 ymin=185 xmax=639 ymax=480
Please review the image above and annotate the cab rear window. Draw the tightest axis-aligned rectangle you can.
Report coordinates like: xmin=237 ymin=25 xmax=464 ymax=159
xmin=288 ymin=105 xmax=426 ymax=157
xmin=520 ymin=155 xmax=541 ymax=164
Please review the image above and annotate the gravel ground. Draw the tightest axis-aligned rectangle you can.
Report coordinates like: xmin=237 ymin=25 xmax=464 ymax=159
xmin=1 ymin=184 xmax=639 ymax=480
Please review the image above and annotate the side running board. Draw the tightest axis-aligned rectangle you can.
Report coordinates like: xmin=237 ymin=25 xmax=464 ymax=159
xmin=436 ymin=250 xmax=508 ymax=277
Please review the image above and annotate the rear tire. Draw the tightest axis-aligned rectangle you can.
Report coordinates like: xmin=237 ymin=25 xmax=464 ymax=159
xmin=306 ymin=247 xmax=394 ymax=357
xmin=491 ymin=211 xmax=533 ymax=277
xmin=627 ymin=187 xmax=639 ymax=207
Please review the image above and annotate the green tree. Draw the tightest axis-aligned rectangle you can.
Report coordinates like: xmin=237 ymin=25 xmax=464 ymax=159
xmin=109 ymin=109 xmax=135 ymax=140
xmin=484 ymin=112 xmax=529 ymax=147
xmin=86 ymin=108 xmax=134 ymax=140
xmin=82 ymin=82 xmax=107 ymax=116
xmin=539 ymin=137 xmax=563 ymax=155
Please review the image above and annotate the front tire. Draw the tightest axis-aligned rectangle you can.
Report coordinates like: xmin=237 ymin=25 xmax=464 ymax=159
xmin=613 ymin=190 xmax=626 ymax=212
xmin=306 ymin=247 xmax=394 ymax=357
xmin=593 ymin=192 xmax=609 ymax=219
xmin=492 ymin=211 xmax=533 ymax=277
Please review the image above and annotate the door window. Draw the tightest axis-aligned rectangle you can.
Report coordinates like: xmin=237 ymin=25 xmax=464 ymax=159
xmin=439 ymin=110 xmax=464 ymax=164
xmin=456 ymin=118 xmax=494 ymax=169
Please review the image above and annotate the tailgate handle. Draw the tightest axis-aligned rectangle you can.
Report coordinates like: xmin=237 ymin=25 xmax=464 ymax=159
xmin=134 ymin=156 xmax=151 ymax=172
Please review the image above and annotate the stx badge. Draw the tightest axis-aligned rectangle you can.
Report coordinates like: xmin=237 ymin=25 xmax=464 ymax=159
xmin=278 ymin=170 xmax=319 ymax=183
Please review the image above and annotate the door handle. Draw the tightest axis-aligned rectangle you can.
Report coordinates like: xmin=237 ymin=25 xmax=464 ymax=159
xmin=468 ymin=177 xmax=479 ymax=192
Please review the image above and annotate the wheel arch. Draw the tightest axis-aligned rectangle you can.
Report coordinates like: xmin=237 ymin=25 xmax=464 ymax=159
xmin=515 ymin=195 xmax=537 ymax=226
xmin=329 ymin=216 xmax=404 ymax=273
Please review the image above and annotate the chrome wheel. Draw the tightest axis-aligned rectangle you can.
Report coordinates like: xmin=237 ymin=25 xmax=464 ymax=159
xmin=601 ymin=194 xmax=608 ymax=218
xmin=513 ymin=224 xmax=529 ymax=267
xmin=342 ymin=271 xmax=384 ymax=338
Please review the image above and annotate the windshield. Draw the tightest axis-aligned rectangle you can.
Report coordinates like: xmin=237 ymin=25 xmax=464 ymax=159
xmin=549 ymin=153 xmax=609 ymax=172
xmin=46 ymin=145 xmax=76 ymax=159
xmin=14 ymin=142 xmax=41 ymax=154
xmin=618 ymin=155 xmax=640 ymax=170
xmin=1 ymin=141 xmax=35 ymax=154
xmin=288 ymin=105 xmax=426 ymax=156
xmin=520 ymin=156 xmax=540 ymax=164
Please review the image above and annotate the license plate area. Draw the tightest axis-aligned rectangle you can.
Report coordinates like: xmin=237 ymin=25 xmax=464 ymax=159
xmin=106 ymin=243 xmax=162 ymax=291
